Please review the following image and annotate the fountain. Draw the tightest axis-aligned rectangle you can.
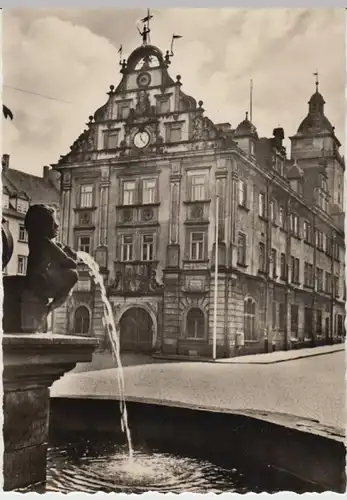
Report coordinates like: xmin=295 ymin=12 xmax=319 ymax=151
xmin=2 ymin=206 xmax=98 ymax=491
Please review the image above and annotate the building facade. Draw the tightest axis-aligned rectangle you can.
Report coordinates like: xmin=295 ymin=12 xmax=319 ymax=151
xmin=52 ymin=35 xmax=345 ymax=357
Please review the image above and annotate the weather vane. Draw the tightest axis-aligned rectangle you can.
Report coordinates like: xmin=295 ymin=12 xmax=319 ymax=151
xmin=137 ymin=8 xmax=153 ymax=45
xmin=170 ymin=33 xmax=183 ymax=56
xmin=313 ymin=70 xmax=319 ymax=91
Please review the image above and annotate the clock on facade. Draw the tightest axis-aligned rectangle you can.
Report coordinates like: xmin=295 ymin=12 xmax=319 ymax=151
xmin=133 ymin=130 xmax=150 ymax=149
xmin=137 ymin=72 xmax=151 ymax=88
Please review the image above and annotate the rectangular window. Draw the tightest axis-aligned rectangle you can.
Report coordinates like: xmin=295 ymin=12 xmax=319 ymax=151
xmin=142 ymin=179 xmax=156 ymax=204
xmin=258 ymin=193 xmax=266 ymax=217
xmin=80 ymin=184 xmax=93 ymax=208
xmin=316 ymin=267 xmax=324 ymax=292
xmin=19 ymin=225 xmax=28 ymax=242
xmin=78 ymin=236 xmax=91 ymax=254
xmin=190 ymin=174 xmax=206 ymax=201
xmin=121 ymin=235 xmax=133 ymax=261
xmin=3 ymin=194 xmax=9 ymax=209
xmin=141 ymin=234 xmax=154 ymax=261
xmin=315 ymin=230 xmax=324 ymax=251
xmin=238 ymin=180 xmax=247 ymax=207
xmin=333 ymin=242 xmax=340 ymax=261
xmin=123 ymin=181 xmax=136 ymax=205
xmin=158 ymin=98 xmax=170 ymax=114
xmin=279 ymin=205 xmax=285 ymax=229
xmin=118 ymin=103 xmax=130 ymax=120
xmin=271 ymin=248 xmax=277 ymax=278
xmin=168 ymin=124 xmax=182 ymax=143
xmin=291 ymin=256 xmax=300 ymax=284
xmin=270 ymin=200 xmax=276 ymax=223
xmin=325 ymin=235 xmax=332 ymax=256
xmin=104 ymin=131 xmax=119 ymax=149
xmin=280 ymin=253 xmax=286 ymax=280
xmin=279 ymin=303 xmax=286 ymax=331
xmin=291 ymin=305 xmax=299 ymax=338
xmin=290 ymin=213 xmax=299 ymax=237
xmin=303 ymin=221 xmax=313 ymax=244
xmin=325 ymin=272 xmax=332 ymax=294
xmin=190 ymin=232 xmax=204 ymax=261
xmin=304 ymin=262 xmax=313 ymax=287
xmin=259 ymin=242 xmax=265 ymax=272
xmin=334 ymin=276 xmax=340 ymax=297
xmin=17 ymin=255 xmax=28 ymax=275
xmin=237 ymin=233 xmax=246 ymax=266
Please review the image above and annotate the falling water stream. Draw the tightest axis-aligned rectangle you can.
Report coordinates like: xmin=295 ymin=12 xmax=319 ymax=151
xmin=76 ymin=251 xmax=134 ymax=460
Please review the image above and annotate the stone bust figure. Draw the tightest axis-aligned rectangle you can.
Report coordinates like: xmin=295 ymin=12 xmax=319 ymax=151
xmin=24 ymin=204 xmax=79 ymax=314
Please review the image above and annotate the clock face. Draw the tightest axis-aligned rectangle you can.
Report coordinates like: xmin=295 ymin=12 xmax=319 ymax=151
xmin=133 ymin=131 xmax=150 ymax=149
xmin=137 ymin=72 xmax=151 ymax=88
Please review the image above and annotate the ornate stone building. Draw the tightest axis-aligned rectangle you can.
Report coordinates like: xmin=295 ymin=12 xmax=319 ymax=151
xmin=51 ymin=31 xmax=345 ymax=357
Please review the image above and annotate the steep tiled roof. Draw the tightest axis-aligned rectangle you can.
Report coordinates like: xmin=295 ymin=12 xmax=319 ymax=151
xmin=2 ymin=169 xmax=59 ymax=205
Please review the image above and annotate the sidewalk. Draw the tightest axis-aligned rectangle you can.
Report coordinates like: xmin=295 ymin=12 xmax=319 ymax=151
xmin=153 ymin=343 xmax=345 ymax=365
xmin=217 ymin=343 xmax=345 ymax=364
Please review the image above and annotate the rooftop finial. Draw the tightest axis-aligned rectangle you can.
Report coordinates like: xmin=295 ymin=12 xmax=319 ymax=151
xmin=313 ymin=70 xmax=319 ymax=91
xmin=138 ymin=8 xmax=153 ymax=45
xmin=245 ymin=111 xmax=249 ymax=120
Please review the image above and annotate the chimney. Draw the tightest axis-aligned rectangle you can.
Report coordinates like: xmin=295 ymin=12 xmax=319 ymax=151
xmin=2 ymin=154 xmax=10 ymax=172
xmin=272 ymin=128 xmax=285 ymax=148
xmin=43 ymin=165 xmax=50 ymax=180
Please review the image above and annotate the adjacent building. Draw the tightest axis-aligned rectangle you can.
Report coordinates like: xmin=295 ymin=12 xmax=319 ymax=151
xmin=51 ymin=32 xmax=345 ymax=357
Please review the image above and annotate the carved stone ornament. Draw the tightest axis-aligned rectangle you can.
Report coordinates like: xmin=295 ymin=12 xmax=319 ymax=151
xmin=190 ymin=204 xmax=204 ymax=219
xmin=191 ymin=115 xmax=218 ymax=141
xmin=142 ymin=207 xmax=154 ymax=221
xmin=79 ymin=211 xmax=91 ymax=225
xmin=63 ymin=171 xmax=71 ymax=183
xmin=123 ymin=209 xmax=133 ymax=223
xmin=134 ymin=90 xmax=155 ymax=118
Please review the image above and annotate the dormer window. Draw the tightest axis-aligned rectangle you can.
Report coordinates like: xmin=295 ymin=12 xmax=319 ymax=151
xmin=17 ymin=198 xmax=29 ymax=214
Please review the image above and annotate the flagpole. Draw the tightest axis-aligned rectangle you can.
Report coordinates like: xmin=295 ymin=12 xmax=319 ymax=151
xmin=213 ymin=194 xmax=219 ymax=361
xmin=250 ymin=79 xmax=253 ymax=123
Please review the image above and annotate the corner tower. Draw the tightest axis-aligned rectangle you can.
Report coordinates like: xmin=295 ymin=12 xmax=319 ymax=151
xmin=289 ymin=74 xmax=344 ymax=219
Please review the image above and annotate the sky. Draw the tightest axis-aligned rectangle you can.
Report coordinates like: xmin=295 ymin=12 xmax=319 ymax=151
xmin=2 ymin=8 xmax=346 ymax=177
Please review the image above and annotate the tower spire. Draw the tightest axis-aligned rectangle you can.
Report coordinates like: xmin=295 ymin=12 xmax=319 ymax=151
xmin=313 ymin=70 xmax=319 ymax=92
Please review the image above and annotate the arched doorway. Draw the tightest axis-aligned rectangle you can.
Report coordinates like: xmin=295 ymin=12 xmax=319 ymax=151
xmin=73 ymin=306 xmax=90 ymax=335
xmin=119 ymin=307 xmax=153 ymax=353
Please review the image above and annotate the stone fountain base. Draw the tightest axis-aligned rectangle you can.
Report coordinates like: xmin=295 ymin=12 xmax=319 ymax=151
xmin=3 ymin=333 xmax=98 ymax=491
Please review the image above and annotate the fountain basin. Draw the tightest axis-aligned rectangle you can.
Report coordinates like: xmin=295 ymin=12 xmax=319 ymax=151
xmin=49 ymin=397 xmax=346 ymax=493
xmin=3 ymin=333 xmax=97 ymax=491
